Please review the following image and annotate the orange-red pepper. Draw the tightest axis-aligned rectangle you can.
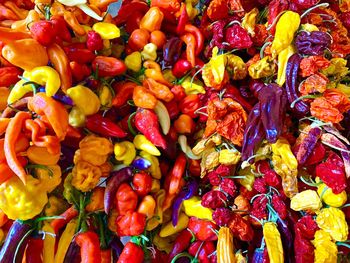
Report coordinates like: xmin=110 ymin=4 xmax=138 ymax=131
xmin=112 ymin=82 xmax=137 ymax=107
xmin=140 ymin=7 xmax=164 ymax=32
xmin=133 ymin=85 xmax=157 ymax=109
xmin=180 ymin=33 xmax=196 ymax=67
xmin=76 ymin=231 xmax=102 ymax=263
xmin=143 ymin=78 xmax=174 ymax=102
xmin=151 ymin=0 xmax=180 ymax=12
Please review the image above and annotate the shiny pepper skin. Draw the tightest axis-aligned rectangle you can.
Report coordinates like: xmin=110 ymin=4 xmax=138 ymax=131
xmin=87 ymin=31 xmax=104 ymax=51
xmin=117 ymin=242 xmax=144 ymax=263
xmin=116 ymin=211 xmax=146 ymax=237
xmin=132 ymin=172 xmax=152 ymax=196
xmin=116 ymin=183 xmax=138 ymax=215
xmin=188 ymin=217 xmax=218 ymax=241
xmin=201 ymin=190 xmax=227 ymax=209
xmin=225 ymin=25 xmax=253 ymax=49
xmin=189 ymin=241 xmax=216 ymax=263
xmin=219 ymin=178 xmax=236 ymax=197
xmin=30 ymin=20 xmax=57 ymax=46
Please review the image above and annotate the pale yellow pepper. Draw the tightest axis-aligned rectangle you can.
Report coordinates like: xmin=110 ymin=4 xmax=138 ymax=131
xmin=92 ymin=22 xmax=120 ymax=39
xmin=238 ymin=167 xmax=255 ymax=191
xmin=219 ymin=149 xmax=241 ymax=165
xmin=242 ymin=8 xmax=258 ymax=36
xmin=125 ymin=52 xmax=142 ymax=72
xmin=159 ymin=212 xmax=189 ymax=237
xmin=276 ymin=45 xmax=296 ymax=86
xmin=248 ymin=56 xmax=276 ymax=79
xmin=317 ymin=178 xmax=347 ymax=208
xmin=301 ymin=23 xmax=319 ymax=32
xmin=141 ymin=43 xmax=157 ymax=61
xmin=99 ymin=85 xmax=112 ymax=107
xmin=133 ymin=134 xmax=160 ymax=156
xmin=43 ymin=222 xmax=55 ymax=263
xmin=183 ymin=196 xmax=213 ymax=220
xmin=114 ymin=141 xmax=136 ymax=165
xmin=69 ymin=106 xmax=86 ymax=127
xmin=54 ymin=219 xmax=77 ymax=263
xmin=7 ymin=79 xmax=33 ymax=104
xmin=67 ymin=85 xmax=100 ymax=116
xmin=290 ymin=190 xmax=322 ymax=212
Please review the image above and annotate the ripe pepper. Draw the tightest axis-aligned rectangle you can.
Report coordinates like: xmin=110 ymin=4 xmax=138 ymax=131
xmin=71 ymin=161 xmax=102 ymax=192
xmin=75 ymin=231 xmax=102 ymax=263
xmin=183 ymin=196 xmax=213 ymax=220
xmin=64 ymin=47 xmax=96 ymax=64
xmin=225 ymin=24 xmax=253 ymax=49
xmin=143 ymin=78 xmax=174 ymax=102
xmin=180 ymin=33 xmax=196 ymax=67
xmin=151 ymin=0 xmax=180 ymax=12
xmin=133 ymin=172 xmax=152 ymax=197
xmin=166 ymin=153 xmax=187 ymax=195
xmin=54 ymin=219 xmax=77 ymax=263
xmin=316 ymin=207 xmax=348 ymax=242
xmin=217 ymin=227 xmax=235 ymax=263
xmin=312 ymin=230 xmax=338 ymax=263
xmin=28 ymin=92 xmax=69 ymax=141
xmin=146 ymin=189 xmax=166 ymax=231
xmin=139 ymin=151 xmax=161 ymax=179
xmin=86 ymin=114 xmax=127 ymax=138
xmin=188 ymin=217 xmax=218 ymax=241
xmin=137 ymin=195 xmax=156 ymax=219
xmin=159 ymin=212 xmax=189 ymax=237
xmin=188 ymin=241 xmax=216 ymax=263
xmin=133 ymin=85 xmax=158 ymax=109
xmin=135 ymin=108 xmax=167 ymax=149
xmin=92 ymin=56 xmax=127 ymax=77
xmin=47 ymin=43 xmax=72 ymax=93
xmin=116 ymin=183 xmax=138 ymax=215
xmin=1 ymin=39 xmax=48 ymax=71
xmin=92 ymin=22 xmax=120 ymax=39
xmin=117 ymin=242 xmax=144 ymax=263
xmin=0 ymin=67 xmax=22 ymax=87
xmin=290 ymin=190 xmax=322 ymax=212
xmin=114 ymin=141 xmax=136 ymax=165
xmin=30 ymin=20 xmax=57 ymax=46
xmin=141 ymin=43 xmax=158 ymax=61
xmin=263 ymin=222 xmax=284 ymax=263
xmin=276 ymin=45 xmax=296 ymax=86
xmin=124 ymin=52 xmax=142 ymax=72
xmin=116 ymin=211 xmax=146 ymax=237
xmin=317 ymin=180 xmax=347 ymax=208
xmin=67 ymin=85 xmax=100 ymax=116
xmin=140 ymin=7 xmax=164 ymax=32
xmin=112 ymin=82 xmax=137 ymax=107
xmin=50 ymin=15 xmax=72 ymax=42
xmin=42 ymin=223 xmax=55 ymax=263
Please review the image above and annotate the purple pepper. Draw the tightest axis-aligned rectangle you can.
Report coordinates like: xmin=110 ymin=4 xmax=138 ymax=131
xmin=163 ymin=37 xmax=183 ymax=67
xmin=131 ymin=158 xmax=151 ymax=170
xmin=296 ymin=127 xmax=322 ymax=165
xmin=295 ymin=31 xmax=331 ymax=56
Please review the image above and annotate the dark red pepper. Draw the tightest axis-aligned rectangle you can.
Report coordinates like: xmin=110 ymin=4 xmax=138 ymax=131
xmin=188 ymin=241 xmax=216 ymax=263
xmin=65 ymin=47 xmax=96 ymax=64
xmin=25 ymin=237 xmax=43 ymax=263
xmin=92 ymin=56 xmax=127 ymax=77
xmin=85 ymin=114 xmax=127 ymax=138
xmin=179 ymin=94 xmax=201 ymax=118
xmin=86 ymin=31 xmax=103 ymax=52
xmin=168 ymin=229 xmax=193 ymax=259
xmin=50 ymin=15 xmax=72 ymax=43
xmin=225 ymin=24 xmax=253 ymax=49
xmin=70 ymin=62 xmax=91 ymax=83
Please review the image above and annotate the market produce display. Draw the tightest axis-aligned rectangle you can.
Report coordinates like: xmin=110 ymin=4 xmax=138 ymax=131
xmin=0 ymin=0 xmax=350 ymax=262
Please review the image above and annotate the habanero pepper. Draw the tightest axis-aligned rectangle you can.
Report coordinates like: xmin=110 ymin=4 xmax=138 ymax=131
xmin=85 ymin=114 xmax=127 ymax=138
xmin=116 ymin=183 xmax=138 ymax=215
xmin=75 ymin=231 xmax=102 ymax=263
xmin=117 ymin=242 xmax=144 ymax=263
xmin=188 ymin=217 xmax=218 ymax=241
xmin=116 ymin=211 xmax=146 ymax=237
xmin=179 ymin=94 xmax=200 ymax=118
xmin=133 ymin=172 xmax=152 ymax=196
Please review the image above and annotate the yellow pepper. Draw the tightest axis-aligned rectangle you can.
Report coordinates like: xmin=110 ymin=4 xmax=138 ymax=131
xmin=271 ymin=138 xmax=298 ymax=198
xmin=219 ymin=149 xmax=241 ymax=165
xmin=125 ymin=51 xmax=142 ymax=72
xmin=276 ymin=45 xmax=296 ymax=86
xmin=54 ymin=219 xmax=77 ymax=263
xmin=316 ymin=207 xmax=348 ymax=242
xmin=146 ymin=189 xmax=165 ymax=231
xmin=290 ymin=190 xmax=322 ymax=212
xmin=226 ymin=54 xmax=247 ymax=80
xmin=312 ymin=230 xmax=338 ymax=263
xmin=271 ymin=11 xmax=300 ymax=57
xmin=7 ymin=79 xmax=35 ymax=104
xmin=300 ymin=23 xmax=319 ymax=32
xmin=99 ymin=85 xmax=112 ymax=107
xmin=238 ymin=167 xmax=255 ymax=191
xmin=192 ymin=134 xmax=222 ymax=155
xmin=45 ymin=195 xmax=67 ymax=216
xmin=263 ymin=222 xmax=284 ymax=263
xmin=100 ymin=39 xmax=112 ymax=56
xmin=71 ymin=161 xmax=102 ymax=192
xmin=34 ymin=165 xmax=62 ymax=193
xmin=242 ymin=8 xmax=258 ymax=36
xmin=159 ymin=212 xmax=189 ymax=237
xmin=27 ymin=146 xmax=60 ymax=166
xmin=69 ymin=106 xmax=86 ymax=127
xmin=248 ymin=56 xmax=276 ymax=79
xmin=202 ymin=47 xmax=227 ymax=89
xmin=151 ymin=179 xmax=160 ymax=193
xmin=185 ymin=0 xmax=198 ymax=20
xmin=235 ymin=251 xmax=246 ymax=263
xmin=67 ymin=85 xmax=100 ymax=116
xmin=321 ymin=58 xmax=349 ymax=79
xmin=23 ymin=66 xmax=61 ymax=97
xmin=42 ymin=222 xmax=55 ymax=263
xmin=133 ymin=134 xmax=160 ymax=156
xmin=0 ymin=175 xmax=48 ymax=220
xmin=114 ymin=141 xmax=136 ymax=165
xmin=181 ymin=76 xmax=205 ymax=95
xmin=317 ymin=182 xmax=347 ymax=208
xmin=217 ymin=227 xmax=235 ymax=263
xmin=183 ymin=196 xmax=213 ymax=220
xmin=200 ymin=148 xmax=220 ymax=177
xmin=140 ymin=7 xmax=164 ymax=32
xmin=153 ymin=233 xmax=176 ymax=253
xmin=78 ymin=135 xmax=113 ymax=166
xmin=140 ymin=150 xmax=161 ymax=179
xmin=336 ymin=83 xmax=350 ymax=96
xmin=141 ymin=43 xmax=157 ymax=61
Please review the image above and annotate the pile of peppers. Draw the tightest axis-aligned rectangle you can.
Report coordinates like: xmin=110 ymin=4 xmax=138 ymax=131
xmin=0 ymin=0 xmax=350 ymax=262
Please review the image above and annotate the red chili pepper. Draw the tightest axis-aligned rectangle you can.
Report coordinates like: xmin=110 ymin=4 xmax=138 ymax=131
xmin=112 ymin=82 xmax=137 ymax=107
xmin=92 ymin=56 xmax=127 ymax=77
xmin=134 ymin=108 xmax=167 ymax=149
xmin=30 ymin=20 xmax=57 ymax=46
xmin=224 ymin=84 xmax=253 ymax=111
xmin=172 ymin=59 xmax=192 ymax=78
xmin=188 ymin=217 xmax=218 ymax=241
xmin=132 ymin=172 xmax=152 ymax=196
xmin=25 ymin=237 xmax=43 ymax=263
xmin=188 ymin=241 xmax=216 ymax=263
xmin=75 ymin=231 xmax=102 ymax=263
xmin=228 ymin=213 xmax=254 ymax=241
xmin=176 ymin=3 xmax=189 ymax=35
xmin=114 ymin=1 xmax=149 ymax=26
xmin=0 ymin=66 xmax=22 ymax=87
xmin=116 ymin=183 xmax=138 ymax=215
xmin=170 ymin=85 xmax=186 ymax=102
xmin=184 ymin=24 xmax=204 ymax=55
xmin=64 ymin=47 xmax=96 ymax=64
xmin=125 ymin=11 xmax=145 ymax=34
xmin=86 ymin=114 xmax=127 ymax=138
xmin=169 ymin=229 xmax=193 ymax=259
xmin=50 ymin=206 xmax=78 ymax=234
xmin=179 ymin=94 xmax=201 ymax=118
xmin=304 ymin=142 xmax=326 ymax=165
xmin=87 ymin=31 xmax=104 ymax=52
xmin=151 ymin=0 xmax=181 ymax=12
xmin=116 ymin=211 xmax=146 ymax=237
xmin=180 ymin=33 xmax=196 ymax=67
xmin=70 ymin=61 xmax=91 ymax=82
xmin=163 ymin=100 xmax=180 ymax=120
xmin=50 ymin=15 xmax=72 ymax=43
xmin=101 ymin=249 xmax=112 ymax=263
xmin=166 ymin=153 xmax=187 ymax=195
xmin=117 ymin=242 xmax=144 ymax=263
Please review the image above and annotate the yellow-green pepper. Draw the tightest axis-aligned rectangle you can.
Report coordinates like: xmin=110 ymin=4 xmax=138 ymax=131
xmin=133 ymin=134 xmax=160 ymax=156
xmin=290 ymin=190 xmax=322 ymax=212
xmin=248 ymin=56 xmax=276 ymax=79
xmin=125 ymin=52 xmax=142 ymax=72
xmin=67 ymin=85 xmax=100 ymax=116
xmin=316 ymin=207 xmax=348 ymax=242
xmin=181 ymin=76 xmax=205 ymax=95
xmin=23 ymin=66 xmax=61 ymax=97
xmin=7 ymin=79 xmax=35 ymax=104
xmin=141 ymin=43 xmax=157 ymax=61
xmin=183 ymin=196 xmax=213 ymax=220
xmin=159 ymin=212 xmax=189 ymax=237
xmin=140 ymin=150 xmax=161 ymax=179
xmin=69 ymin=106 xmax=86 ymax=127
xmin=114 ymin=141 xmax=136 ymax=165
xmin=92 ymin=22 xmax=120 ymax=39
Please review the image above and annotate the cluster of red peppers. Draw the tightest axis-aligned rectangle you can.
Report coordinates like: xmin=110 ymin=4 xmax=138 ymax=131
xmin=0 ymin=0 xmax=350 ymax=262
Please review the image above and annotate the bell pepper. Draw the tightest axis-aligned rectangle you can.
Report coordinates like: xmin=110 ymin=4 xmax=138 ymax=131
xmin=138 ymin=195 xmax=156 ymax=219
xmin=263 ymin=222 xmax=284 ymax=263
xmin=133 ymin=134 xmax=161 ymax=156
xmin=86 ymin=114 xmax=127 ymax=138
xmin=47 ymin=43 xmax=72 ymax=93
xmin=183 ymin=196 xmax=213 ymax=220
xmin=139 ymin=151 xmax=162 ymax=179
xmin=54 ymin=219 xmax=77 ymax=263
xmin=116 ymin=211 xmax=146 ymax=237
xmin=316 ymin=207 xmax=348 ymax=242
xmin=67 ymin=85 xmax=100 ymax=116
xmin=159 ymin=212 xmax=189 ymax=237
xmin=140 ymin=7 xmax=164 ymax=32
xmin=92 ymin=22 xmax=120 ymax=39
xmin=124 ymin=52 xmax=142 ymax=72
xmin=141 ymin=43 xmax=157 ymax=61
xmin=23 ymin=66 xmax=61 ymax=97
xmin=114 ymin=141 xmax=136 ymax=165
xmin=75 ymin=231 xmax=102 ymax=263
xmin=92 ymin=56 xmax=126 ymax=77
xmin=117 ymin=242 xmax=144 ymax=263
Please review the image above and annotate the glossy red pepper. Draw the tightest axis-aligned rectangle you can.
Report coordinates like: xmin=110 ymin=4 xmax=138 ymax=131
xmin=170 ymin=85 xmax=186 ymax=102
xmin=50 ymin=15 xmax=72 ymax=43
xmin=25 ymin=237 xmax=43 ymax=263
xmin=169 ymin=229 xmax=193 ymax=259
xmin=64 ymin=47 xmax=96 ymax=64
xmin=164 ymin=100 xmax=180 ymax=120
xmin=92 ymin=56 xmax=127 ymax=77
xmin=85 ymin=114 xmax=127 ymax=138
xmin=179 ymin=94 xmax=201 ymax=118
xmin=75 ymin=231 xmax=102 ymax=263
xmin=87 ymin=31 xmax=104 ymax=52
xmin=133 ymin=172 xmax=152 ymax=196
xmin=116 ymin=183 xmax=138 ymax=215
xmin=70 ymin=62 xmax=91 ymax=82
xmin=30 ymin=20 xmax=57 ymax=46
xmin=184 ymin=24 xmax=204 ymax=55
xmin=172 ymin=59 xmax=192 ymax=78
xmin=50 ymin=206 xmax=78 ymax=234
xmin=0 ymin=66 xmax=22 ymax=87
xmin=187 ymin=217 xmax=218 ymax=241
xmin=188 ymin=241 xmax=216 ymax=263
xmin=112 ymin=82 xmax=137 ymax=107
xmin=176 ymin=3 xmax=189 ymax=35
xmin=117 ymin=242 xmax=144 ymax=263
xmin=116 ymin=211 xmax=146 ymax=237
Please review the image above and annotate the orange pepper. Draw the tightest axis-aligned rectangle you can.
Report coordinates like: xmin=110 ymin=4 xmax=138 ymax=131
xmin=2 ymin=39 xmax=48 ymax=71
xmin=0 ymin=209 xmax=8 ymax=227
xmin=0 ymin=134 xmax=29 ymax=162
xmin=0 ymin=88 xmax=10 ymax=112
xmin=151 ymin=0 xmax=180 ymax=12
xmin=47 ymin=43 xmax=72 ymax=93
xmin=0 ymin=3 xmax=19 ymax=20
xmin=133 ymin=85 xmax=158 ymax=109
xmin=174 ymin=114 xmax=195 ymax=134
xmin=27 ymin=92 xmax=69 ymax=141
xmin=10 ymin=10 xmax=41 ymax=32
xmin=180 ymin=33 xmax=196 ymax=67
xmin=140 ymin=7 xmax=164 ymax=32
xmin=0 ymin=156 xmax=27 ymax=184
xmin=143 ymin=78 xmax=174 ymax=102
xmin=112 ymin=81 xmax=137 ymax=107
xmin=0 ymin=27 xmax=32 ymax=44
xmin=4 ymin=1 xmax=28 ymax=20
xmin=144 ymin=60 xmax=171 ymax=86
xmin=86 ymin=187 xmax=105 ymax=212
xmin=137 ymin=195 xmax=156 ymax=219
xmin=63 ymin=10 xmax=86 ymax=36
xmin=89 ymin=0 xmax=118 ymax=10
